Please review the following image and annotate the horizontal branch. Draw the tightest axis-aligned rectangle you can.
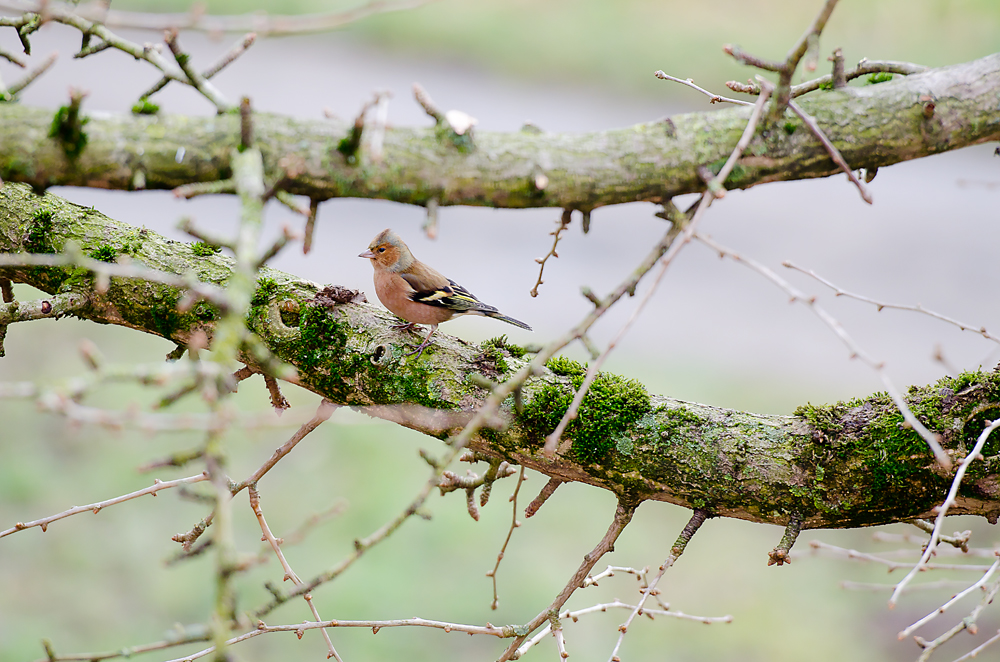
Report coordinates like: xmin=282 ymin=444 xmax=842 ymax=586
xmin=0 ymin=54 xmax=998 ymax=208
xmin=2 ymin=183 xmax=999 ymax=533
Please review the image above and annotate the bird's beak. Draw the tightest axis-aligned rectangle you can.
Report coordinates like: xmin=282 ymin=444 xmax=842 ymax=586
xmin=358 ymin=249 xmax=376 ymax=259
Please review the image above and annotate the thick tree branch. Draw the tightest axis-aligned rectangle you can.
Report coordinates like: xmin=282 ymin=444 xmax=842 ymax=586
xmin=0 ymin=54 xmax=997 ymax=208
xmin=3 ymin=184 xmax=999 ymax=533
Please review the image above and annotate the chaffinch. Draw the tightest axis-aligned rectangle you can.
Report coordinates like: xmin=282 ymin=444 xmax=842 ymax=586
xmin=359 ymin=228 xmax=531 ymax=359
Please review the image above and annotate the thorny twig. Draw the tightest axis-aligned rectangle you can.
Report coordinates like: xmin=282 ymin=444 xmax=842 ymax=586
xmin=606 ymin=509 xmax=711 ymax=661
xmin=530 ymin=209 xmax=572 ymax=298
xmin=787 ymin=98 xmax=872 ymax=203
xmin=0 ymin=473 xmax=209 ymax=539
xmin=785 ymin=262 xmax=1000 ymax=346
xmin=486 ymin=466 xmax=526 ymax=610
xmin=542 ymin=79 xmax=773 ymax=457
xmin=249 ymin=486 xmax=342 ymax=662
xmin=694 ymin=232 xmax=951 ymax=469
xmin=0 ymin=0 xmax=435 ymax=37
xmin=889 ymin=419 xmax=1000 ymax=606
xmin=496 ymin=502 xmax=637 ymax=661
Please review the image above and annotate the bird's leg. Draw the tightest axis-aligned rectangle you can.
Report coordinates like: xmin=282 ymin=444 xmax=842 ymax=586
xmin=406 ymin=324 xmax=439 ymax=360
xmin=392 ymin=321 xmax=419 ymax=332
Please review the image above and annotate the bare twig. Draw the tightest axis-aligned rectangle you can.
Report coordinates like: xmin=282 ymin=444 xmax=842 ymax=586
xmin=910 ymin=518 xmax=971 ymax=552
xmin=694 ymin=233 xmax=951 ymax=469
xmin=785 ymin=262 xmax=1000 ymax=345
xmin=525 ymin=477 xmax=564 ymax=518
xmin=0 ymin=250 xmax=230 ymax=309
xmin=249 ymin=486 xmax=342 ymax=662
xmin=234 ymin=400 xmax=337 ymax=494
xmin=606 ymin=509 xmax=710 ymax=661
xmin=915 ymin=577 xmax=1000 ymax=661
xmin=728 ymin=58 xmax=928 ymax=99
xmin=898 ymin=557 xmax=1000 ymax=640
xmin=139 ymin=32 xmax=255 ymax=100
xmin=889 ymin=419 xmax=1000 ymax=606
xmin=787 ymin=98 xmax=872 ymax=203
xmin=423 ymin=197 xmax=439 ymax=240
xmin=517 ymin=599 xmax=731 ymax=658
xmin=953 ymin=629 xmax=1000 ymax=662
xmin=2 ymin=0 xmax=435 ymax=36
xmin=543 ymin=81 xmax=773 ymax=457
xmin=530 ymin=210 xmax=572 ymax=297
xmin=3 ymin=50 xmax=56 ymax=99
xmin=768 ymin=513 xmax=803 ymax=566
xmin=1 ymin=473 xmax=209 ymax=538
xmin=413 ymin=82 xmax=445 ymax=122
xmin=486 ymin=466 xmax=526 ymax=610
xmin=496 ymin=501 xmax=637 ymax=661
xmin=302 ymin=199 xmax=320 ymax=254
xmin=809 ymin=541 xmax=995 ymax=572
xmin=653 ymin=71 xmax=753 ymax=106
xmin=829 ymin=48 xmax=847 ymax=88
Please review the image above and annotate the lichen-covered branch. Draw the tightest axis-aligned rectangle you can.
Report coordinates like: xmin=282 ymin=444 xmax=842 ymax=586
xmin=2 ymin=183 xmax=999 ymax=532
xmin=0 ymin=54 xmax=998 ymax=208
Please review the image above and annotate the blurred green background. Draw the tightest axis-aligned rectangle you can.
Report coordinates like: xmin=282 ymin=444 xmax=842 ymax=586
xmin=2 ymin=1 xmax=1000 ymax=661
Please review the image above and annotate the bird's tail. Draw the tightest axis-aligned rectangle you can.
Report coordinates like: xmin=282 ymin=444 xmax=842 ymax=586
xmin=485 ymin=310 xmax=532 ymax=331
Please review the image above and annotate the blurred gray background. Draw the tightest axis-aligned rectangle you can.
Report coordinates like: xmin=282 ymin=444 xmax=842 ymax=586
xmin=2 ymin=1 xmax=999 ymax=661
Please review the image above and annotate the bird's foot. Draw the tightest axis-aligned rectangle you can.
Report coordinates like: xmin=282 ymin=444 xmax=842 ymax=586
xmin=392 ymin=321 xmax=419 ymax=333
xmin=405 ymin=338 xmax=434 ymax=360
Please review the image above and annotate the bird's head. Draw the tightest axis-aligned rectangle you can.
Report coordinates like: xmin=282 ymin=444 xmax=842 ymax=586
xmin=358 ymin=228 xmax=413 ymax=272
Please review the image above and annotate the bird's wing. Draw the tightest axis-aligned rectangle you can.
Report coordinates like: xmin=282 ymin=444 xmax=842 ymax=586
xmin=405 ymin=277 xmax=498 ymax=314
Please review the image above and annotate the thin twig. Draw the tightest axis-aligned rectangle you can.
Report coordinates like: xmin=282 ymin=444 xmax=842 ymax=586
xmin=4 ymin=50 xmax=56 ymax=98
xmin=0 ymin=251 xmax=230 ymax=308
xmin=787 ymin=98 xmax=872 ymax=203
xmin=496 ymin=501 xmax=637 ymax=661
xmin=517 ymin=599 xmax=732 ymax=658
xmin=302 ymin=199 xmax=320 ymax=254
xmin=139 ymin=32 xmax=255 ymax=100
xmin=952 ymin=629 xmax=1000 ymax=662
xmin=606 ymin=509 xmax=710 ymax=661
xmin=889 ymin=419 xmax=1000 ymax=607
xmin=915 ymin=578 xmax=1000 ymax=661
xmin=809 ymin=541 xmax=994 ymax=572
xmin=1 ymin=473 xmax=209 ymax=538
xmin=486 ymin=466 xmax=526 ymax=610
xmin=542 ymin=81 xmax=773 ymax=457
xmin=653 ymin=71 xmax=753 ymax=106
xmin=530 ymin=210 xmax=572 ymax=297
xmin=234 ymin=400 xmax=337 ymax=494
xmin=727 ymin=59 xmax=928 ymax=99
xmin=898 ymin=557 xmax=1000 ymax=640
xmin=249 ymin=486 xmax=342 ymax=662
xmin=525 ymin=477 xmax=564 ymax=518
xmin=785 ymin=262 xmax=1000 ymax=345
xmin=694 ymin=233 xmax=951 ymax=469
xmin=3 ymin=0 xmax=435 ymax=36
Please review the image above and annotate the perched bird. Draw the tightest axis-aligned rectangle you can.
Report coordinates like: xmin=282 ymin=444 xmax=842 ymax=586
xmin=359 ymin=228 xmax=531 ymax=359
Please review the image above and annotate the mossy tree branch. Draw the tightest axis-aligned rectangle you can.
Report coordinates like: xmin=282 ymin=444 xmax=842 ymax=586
xmin=0 ymin=54 xmax=998 ymax=208
xmin=3 ymin=183 xmax=999 ymax=533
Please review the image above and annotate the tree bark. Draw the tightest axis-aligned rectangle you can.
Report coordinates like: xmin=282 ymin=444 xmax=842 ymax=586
xmin=0 ymin=53 xmax=998 ymax=209
xmin=3 ymin=183 xmax=999 ymax=532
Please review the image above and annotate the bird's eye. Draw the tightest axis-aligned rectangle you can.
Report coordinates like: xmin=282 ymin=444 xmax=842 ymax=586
xmin=377 ymin=247 xmax=386 ymax=253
